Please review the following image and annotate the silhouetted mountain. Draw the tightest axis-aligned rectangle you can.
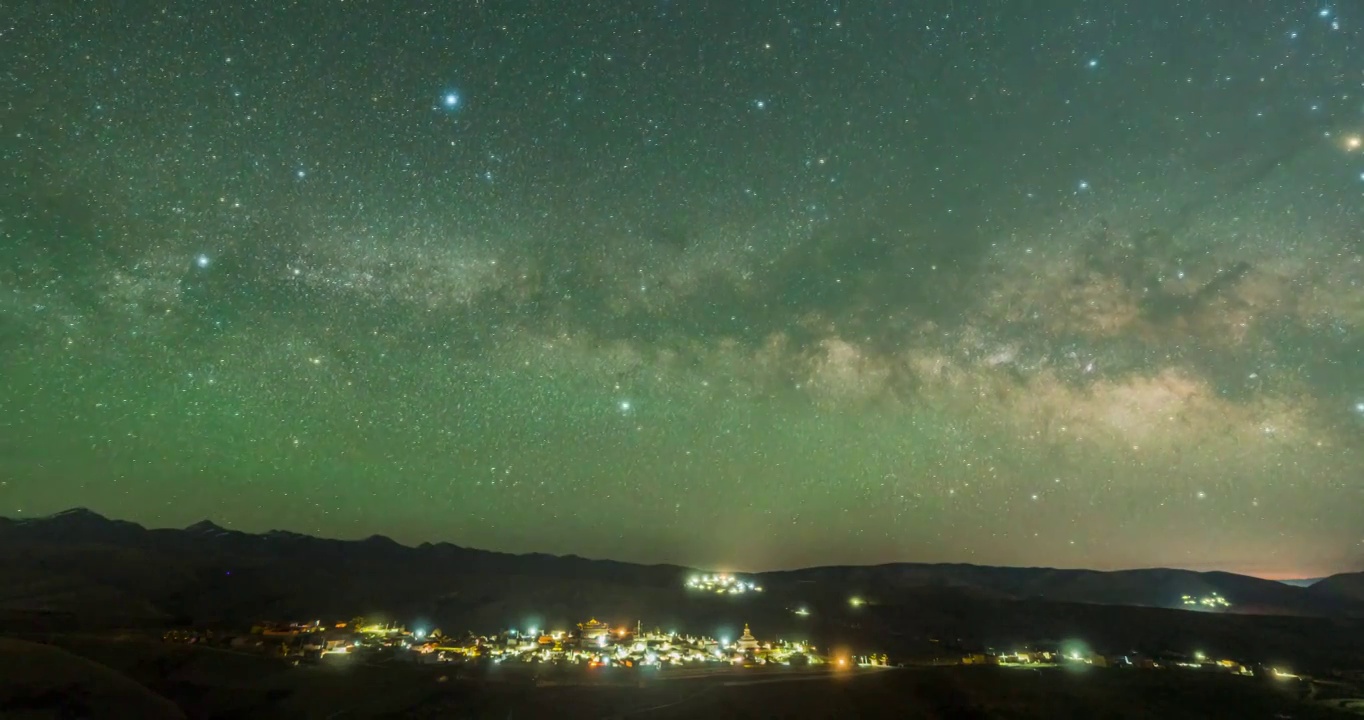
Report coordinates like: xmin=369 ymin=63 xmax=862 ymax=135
xmin=0 ymin=509 xmax=1357 ymax=623
xmin=2 ymin=509 xmax=1363 ymax=671
xmin=1278 ymin=577 xmax=1326 ymax=588
xmin=1309 ymin=572 xmax=1364 ymax=602
xmin=6 ymin=508 xmax=147 ymax=543
xmin=184 ymin=520 xmax=237 ymax=538
xmin=758 ymin=564 xmax=1348 ymax=617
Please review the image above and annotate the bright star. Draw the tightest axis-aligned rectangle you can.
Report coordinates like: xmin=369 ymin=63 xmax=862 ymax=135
xmin=194 ymin=254 xmax=211 ymax=269
xmin=754 ymin=99 xmax=767 ymax=109
xmin=1354 ymin=401 xmax=1364 ymax=414
xmin=1078 ymin=180 xmax=1090 ymax=191
xmin=1087 ymin=59 xmax=1098 ymax=68
xmin=1320 ymin=7 xmax=1332 ymax=17
xmin=618 ymin=400 xmax=632 ymax=413
xmin=443 ymin=92 xmax=460 ymax=108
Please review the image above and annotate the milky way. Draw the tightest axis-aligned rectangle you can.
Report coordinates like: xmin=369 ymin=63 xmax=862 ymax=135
xmin=2 ymin=1 xmax=1362 ymax=577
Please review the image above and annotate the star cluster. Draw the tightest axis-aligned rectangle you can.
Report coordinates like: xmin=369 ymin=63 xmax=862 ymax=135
xmin=2 ymin=0 xmax=1362 ymax=578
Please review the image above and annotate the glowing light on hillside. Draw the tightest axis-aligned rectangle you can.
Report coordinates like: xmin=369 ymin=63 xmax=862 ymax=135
xmin=686 ymin=572 xmax=762 ymax=594
xmin=1180 ymin=592 xmax=1232 ymax=609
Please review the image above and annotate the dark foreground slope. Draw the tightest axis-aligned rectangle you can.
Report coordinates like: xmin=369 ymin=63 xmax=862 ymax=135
xmin=0 ymin=638 xmax=184 ymax=719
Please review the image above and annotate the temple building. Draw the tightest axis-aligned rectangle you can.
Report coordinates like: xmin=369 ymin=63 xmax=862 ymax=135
xmin=578 ymin=618 xmax=611 ymax=643
xmin=737 ymin=623 xmax=759 ymax=652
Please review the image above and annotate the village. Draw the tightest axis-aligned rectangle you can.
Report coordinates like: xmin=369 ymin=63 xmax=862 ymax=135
xmin=164 ymin=617 xmax=886 ymax=674
xmin=146 ymin=608 xmax=1364 ymax=714
xmin=160 ymin=616 xmax=1312 ymax=685
xmin=146 ymin=572 xmax=1335 ymax=694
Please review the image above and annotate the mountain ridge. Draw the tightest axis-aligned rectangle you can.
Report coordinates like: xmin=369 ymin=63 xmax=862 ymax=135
xmin=10 ymin=507 xmax=1355 ymax=580
xmin=0 ymin=508 xmax=1360 ymax=625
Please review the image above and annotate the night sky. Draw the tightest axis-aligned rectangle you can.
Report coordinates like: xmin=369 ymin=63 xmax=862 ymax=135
xmin=3 ymin=1 xmax=1363 ymax=579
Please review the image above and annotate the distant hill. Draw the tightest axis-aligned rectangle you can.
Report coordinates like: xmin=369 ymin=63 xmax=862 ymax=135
xmin=0 ymin=508 xmax=1358 ymax=624
xmin=760 ymin=563 xmax=1359 ymax=618
xmin=2 ymin=509 xmax=1363 ymax=672
xmin=1278 ymin=578 xmax=1326 ymax=588
xmin=1308 ymin=572 xmax=1364 ymax=602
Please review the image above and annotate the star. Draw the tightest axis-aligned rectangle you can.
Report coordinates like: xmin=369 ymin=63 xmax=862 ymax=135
xmin=7 ymin=0 xmax=1362 ymax=586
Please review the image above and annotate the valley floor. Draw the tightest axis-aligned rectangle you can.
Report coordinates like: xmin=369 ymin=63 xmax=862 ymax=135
xmin=3 ymin=633 xmax=1359 ymax=719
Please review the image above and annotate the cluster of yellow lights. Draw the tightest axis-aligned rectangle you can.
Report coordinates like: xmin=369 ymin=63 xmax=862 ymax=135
xmin=1180 ymin=592 xmax=1231 ymax=609
xmin=686 ymin=574 xmax=763 ymax=594
xmin=293 ymin=618 xmax=893 ymax=673
xmin=471 ymin=625 xmax=835 ymax=670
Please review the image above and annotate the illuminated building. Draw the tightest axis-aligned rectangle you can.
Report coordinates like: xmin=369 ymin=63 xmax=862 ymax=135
xmin=737 ymin=623 xmax=760 ymax=652
xmin=577 ymin=618 xmax=611 ymax=642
